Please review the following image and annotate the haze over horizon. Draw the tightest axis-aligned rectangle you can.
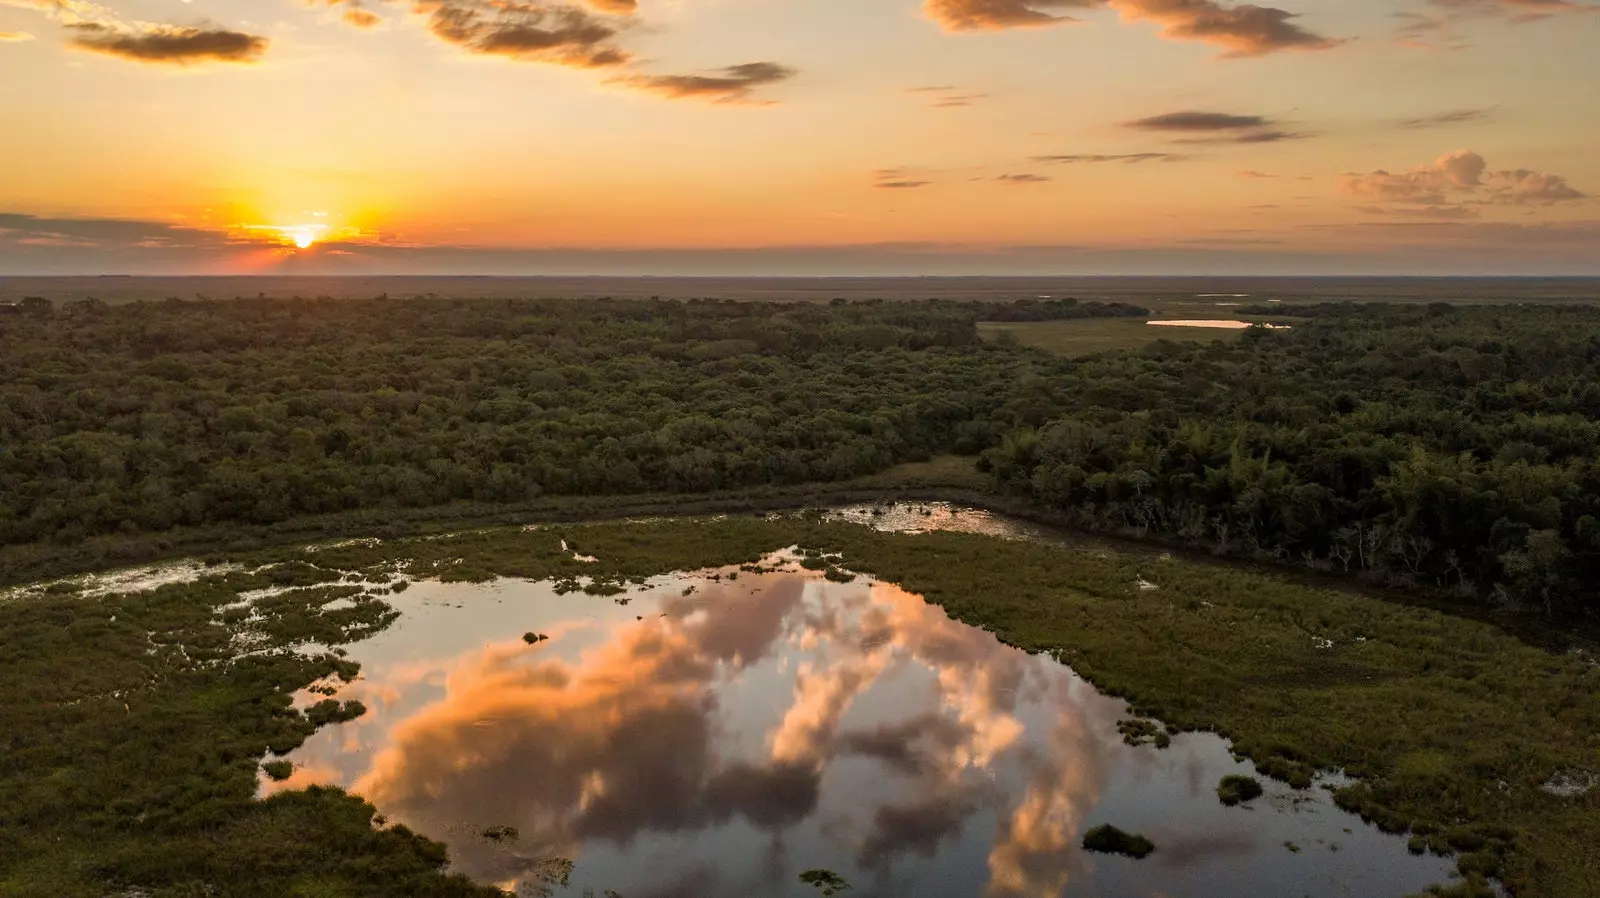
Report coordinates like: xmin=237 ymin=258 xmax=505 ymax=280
xmin=3 ymin=0 xmax=1598 ymax=275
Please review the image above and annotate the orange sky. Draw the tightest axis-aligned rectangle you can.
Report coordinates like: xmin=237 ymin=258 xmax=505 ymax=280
xmin=1 ymin=0 xmax=1598 ymax=273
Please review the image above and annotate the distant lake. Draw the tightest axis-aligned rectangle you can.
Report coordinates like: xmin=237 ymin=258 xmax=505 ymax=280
xmin=1149 ymin=319 xmax=1291 ymax=330
xmin=260 ymin=507 xmax=1451 ymax=898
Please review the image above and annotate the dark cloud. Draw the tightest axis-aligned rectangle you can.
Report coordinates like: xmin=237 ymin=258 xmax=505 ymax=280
xmin=614 ymin=61 xmax=795 ymax=102
xmin=1125 ymin=110 xmax=1310 ymax=144
xmin=995 ymin=173 xmax=1052 ymax=184
xmin=418 ymin=0 xmax=630 ymax=67
xmin=65 ymin=22 xmax=267 ymax=64
xmin=1126 ymin=111 xmax=1267 ymax=131
xmin=1397 ymin=108 xmax=1493 ymax=128
xmin=1032 ymin=152 xmax=1184 ymax=163
xmin=857 ymin=792 xmax=981 ymax=869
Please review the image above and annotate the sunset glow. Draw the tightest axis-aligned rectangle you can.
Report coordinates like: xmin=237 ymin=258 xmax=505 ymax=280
xmin=1 ymin=0 xmax=1597 ymax=274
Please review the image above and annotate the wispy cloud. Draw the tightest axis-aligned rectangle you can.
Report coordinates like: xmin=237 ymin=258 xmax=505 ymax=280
xmin=0 ymin=30 xmax=35 ymax=41
xmin=1032 ymin=153 xmax=1185 ymax=164
xmin=613 ymin=62 xmax=796 ymax=103
xmin=1124 ymin=110 xmax=1312 ymax=143
xmin=1395 ymin=108 xmax=1493 ymax=129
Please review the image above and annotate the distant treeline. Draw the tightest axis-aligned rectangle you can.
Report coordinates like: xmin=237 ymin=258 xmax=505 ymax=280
xmin=8 ymin=296 xmax=1600 ymax=613
xmin=0 ymin=297 xmax=1129 ymax=548
xmin=984 ymin=302 xmax=1600 ymax=612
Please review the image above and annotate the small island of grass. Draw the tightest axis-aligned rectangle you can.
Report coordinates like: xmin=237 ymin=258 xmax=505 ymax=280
xmin=1218 ymin=774 xmax=1265 ymax=806
xmin=1081 ymin=824 xmax=1155 ymax=859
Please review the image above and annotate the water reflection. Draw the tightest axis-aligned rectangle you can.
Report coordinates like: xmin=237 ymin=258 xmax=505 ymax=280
xmin=270 ymin=555 xmax=1451 ymax=897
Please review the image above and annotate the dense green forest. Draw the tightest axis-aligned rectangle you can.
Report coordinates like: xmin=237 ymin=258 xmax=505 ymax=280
xmin=983 ymin=303 xmax=1600 ymax=613
xmin=0 ymin=296 xmax=1134 ymax=544
xmin=5 ymin=296 xmax=1600 ymax=614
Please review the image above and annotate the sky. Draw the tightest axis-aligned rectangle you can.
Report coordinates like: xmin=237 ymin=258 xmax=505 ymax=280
xmin=1 ymin=0 xmax=1598 ymax=275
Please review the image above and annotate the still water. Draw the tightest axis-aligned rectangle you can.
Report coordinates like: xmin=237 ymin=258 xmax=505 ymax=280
xmin=1147 ymin=319 xmax=1290 ymax=330
xmin=265 ymin=521 xmax=1454 ymax=897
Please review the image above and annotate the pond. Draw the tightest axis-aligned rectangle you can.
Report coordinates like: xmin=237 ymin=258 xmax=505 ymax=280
xmin=260 ymin=509 xmax=1457 ymax=898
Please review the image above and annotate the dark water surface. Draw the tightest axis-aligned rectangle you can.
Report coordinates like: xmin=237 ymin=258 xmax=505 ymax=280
xmin=265 ymin=521 xmax=1456 ymax=897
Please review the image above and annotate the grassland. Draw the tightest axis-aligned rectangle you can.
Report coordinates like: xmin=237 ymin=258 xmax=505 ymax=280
xmin=3 ymin=515 xmax=1597 ymax=896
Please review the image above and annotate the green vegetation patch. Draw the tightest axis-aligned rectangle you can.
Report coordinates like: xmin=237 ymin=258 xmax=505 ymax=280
xmin=1116 ymin=717 xmax=1171 ymax=749
xmin=1217 ymin=774 xmax=1265 ymax=806
xmin=1081 ymin=824 xmax=1156 ymax=859
xmin=798 ymin=868 xmax=852 ymax=895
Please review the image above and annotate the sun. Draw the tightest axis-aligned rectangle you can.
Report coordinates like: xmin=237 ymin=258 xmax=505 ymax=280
xmin=291 ymin=229 xmax=315 ymax=249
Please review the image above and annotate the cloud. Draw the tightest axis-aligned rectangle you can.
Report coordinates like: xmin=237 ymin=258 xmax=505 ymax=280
xmin=1394 ymin=0 xmax=1597 ymax=49
xmin=874 ymin=168 xmax=933 ymax=189
xmin=0 ymin=30 xmax=35 ymax=40
xmin=1355 ymin=204 xmax=1481 ymax=220
xmin=923 ymin=0 xmax=1096 ymax=31
xmin=924 ymin=0 xmax=1340 ymax=57
xmin=1033 ymin=152 xmax=1185 ymax=163
xmin=995 ymin=173 xmax=1052 ymax=184
xmin=1107 ymin=0 xmax=1342 ymax=57
xmin=416 ymin=0 xmax=630 ymax=67
xmin=63 ymin=21 xmax=268 ymax=63
xmin=343 ymin=7 xmax=382 ymax=29
xmin=1236 ymin=169 xmax=1276 ymax=178
xmin=1341 ymin=150 xmax=1587 ymax=208
xmin=905 ymin=85 xmax=989 ymax=108
xmin=1125 ymin=111 xmax=1268 ymax=131
xmin=1124 ymin=110 xmax=1310 ymax=144
xmin=613 ymin=61 xmax=795 ymax=103
xmin=1397 ymin=108 xmax=1493 ymax=128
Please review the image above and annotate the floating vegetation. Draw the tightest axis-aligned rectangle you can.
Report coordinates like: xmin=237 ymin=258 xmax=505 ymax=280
xmin=1082 ymin=824 xmax=1155 ymax=859
xmin=305 ymin=699 xmax=367 ymax=726
xmin=1117 ymin=718 xmax=1171 ymax=749
xmin=261 ymin=760 xmax=294 ymax=781
xmin=798 ymin=869 xmax=852 ymax=895
xmin=1218 ymin=774 xmax=1265 ymax=806
xmin=823 ymin=567 xmax=856 ymax=583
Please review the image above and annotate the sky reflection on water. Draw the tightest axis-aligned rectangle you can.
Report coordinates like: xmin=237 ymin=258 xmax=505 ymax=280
xmin=268 ymin=549 xmax=1453 ymax=898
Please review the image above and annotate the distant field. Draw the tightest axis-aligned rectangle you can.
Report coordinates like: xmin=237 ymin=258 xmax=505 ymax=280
xmin=3 ymin=275 xmax=1600 ymax=305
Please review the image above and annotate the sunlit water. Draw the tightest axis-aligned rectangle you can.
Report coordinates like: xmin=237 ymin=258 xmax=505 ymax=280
xmin=1147 ymin=319 xmax=1291 ymax=330
xmin=263 ymin=519 xmax=1455 ymax=897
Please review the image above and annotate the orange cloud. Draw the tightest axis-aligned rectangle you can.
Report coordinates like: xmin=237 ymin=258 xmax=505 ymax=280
xmin=1341 ymin=150 xmax=1588 ymax=208
xmin=926 ymin=0 xmax=1340 ymax=56
xmin=64 ymin=22 xmax=268 ymax=64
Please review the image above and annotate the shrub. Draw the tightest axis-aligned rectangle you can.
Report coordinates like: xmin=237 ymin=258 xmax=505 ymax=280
xmin=1081 ymin=824 xmax=1155 ymax=858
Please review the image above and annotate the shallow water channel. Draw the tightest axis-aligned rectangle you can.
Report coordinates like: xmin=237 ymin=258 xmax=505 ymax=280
xmin=262 ymin=506 xmax=1456 ymax=897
